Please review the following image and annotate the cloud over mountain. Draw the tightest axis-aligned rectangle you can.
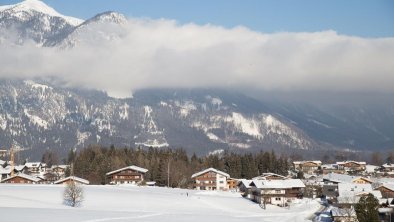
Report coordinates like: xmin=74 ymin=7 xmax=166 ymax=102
xmin=1 ymin=15 xmax=394 ymax=98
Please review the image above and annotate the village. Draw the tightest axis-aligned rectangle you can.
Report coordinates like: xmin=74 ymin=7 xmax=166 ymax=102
xmin=1 ymin=147 xmax=394 ymax=222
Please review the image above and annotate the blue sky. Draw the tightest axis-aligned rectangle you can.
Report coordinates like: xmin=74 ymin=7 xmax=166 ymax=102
xmin=1 ymin=0 xmax=393 ymax=37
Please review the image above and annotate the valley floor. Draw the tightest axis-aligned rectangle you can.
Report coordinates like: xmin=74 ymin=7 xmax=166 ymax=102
xmin=0 ymin=184 xmax=322 ymax=222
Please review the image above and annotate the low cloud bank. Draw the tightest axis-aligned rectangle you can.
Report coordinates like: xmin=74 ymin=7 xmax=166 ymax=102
xmin=1 ymin=18 xmax=394 ymax=98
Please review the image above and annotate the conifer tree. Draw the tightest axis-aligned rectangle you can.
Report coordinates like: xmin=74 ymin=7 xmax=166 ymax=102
xmin=355 ymin=194 xmax=380 ymax=222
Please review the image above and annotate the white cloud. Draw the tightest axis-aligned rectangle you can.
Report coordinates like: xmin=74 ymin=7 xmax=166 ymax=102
xmin=1 ymin=18 xmax=394 ymax=98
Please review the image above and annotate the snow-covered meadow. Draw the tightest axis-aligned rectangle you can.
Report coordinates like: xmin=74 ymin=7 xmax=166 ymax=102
xmin=0 ymin=184 xmax=322 ymax=222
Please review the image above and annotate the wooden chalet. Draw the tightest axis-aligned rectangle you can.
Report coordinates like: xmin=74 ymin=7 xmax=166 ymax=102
xmin=254 ymin=173 xmax=287 ymax=180
xmin=42 ymin=172 xmax=60 ymax=183
xmin=330 ymin=207 xmax=357 ymax=222
xmin=237 ymin=179 xmax=252 ymax=198
xmin=106 ymin=165 xmax=148 ymax=185
xmin=25 ymin=162 xmax=43 ymax=176
xmin=336 ymin=161 xmax=366 ymax=173
xmin=1 ymin=173 xmax=41 ymax=184
xmin=51 ymin=165 xmax=69 ymax=176
xmin=227 ymin=178 xmax=238 ymax=190
xmin=54 ymin=176 xmax=89 ymax=185
xmin=375 ymin=184 xmax=394 ymax=198
xmin=293 ymin=161 xmax=322 ymax=174
xmin=191 ymin=168 xmax=230 ymax=191
xmin=380 ymin=163 xmax=394 ymax=172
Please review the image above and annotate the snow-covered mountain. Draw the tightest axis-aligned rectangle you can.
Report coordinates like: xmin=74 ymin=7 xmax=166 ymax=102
xmin=0 ymin=80 xmax=316 ymax=159
xmin=1 ymin=0 xmax=393 ymax=159
xmin=45 ymin=11 xmax=128 ymax=48
xmin=0 ymin=0 xmax=83 ymax=46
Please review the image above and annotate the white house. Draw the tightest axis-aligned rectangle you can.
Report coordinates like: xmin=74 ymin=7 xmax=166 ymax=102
xmin=337 ymin=183 xmax=382 ymax=206
xmin=249 ymin=178 xmax=305 ymax=206
xmin=191 ymin=168 xmax=230 ymax=191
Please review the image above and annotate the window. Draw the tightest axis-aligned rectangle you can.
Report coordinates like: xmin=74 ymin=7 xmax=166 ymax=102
xmin=275 ymin=190 xmax=281 ymax=194
xmin=275 ymin=197 xmax=281 ymax=201
xmin=219 ymin=181 xmax=224 ymax=184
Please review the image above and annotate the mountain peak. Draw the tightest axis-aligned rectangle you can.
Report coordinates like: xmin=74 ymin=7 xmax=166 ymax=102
xmin=88 ymin=11 xmax=127 ymax=25
xmin=0 ymin=0 xmax=83 ymax=26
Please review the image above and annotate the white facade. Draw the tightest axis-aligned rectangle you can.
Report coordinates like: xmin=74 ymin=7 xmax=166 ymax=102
xmin=192 ymin=168 xmax=230 ymax=191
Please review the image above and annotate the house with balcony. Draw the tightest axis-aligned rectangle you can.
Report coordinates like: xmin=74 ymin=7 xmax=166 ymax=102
xmin=249 ymin=178 xmax=305 ymax=207
xmin=191 ymin=168 xmax=230 ymax=191
xmin=336 ymin=161 xmax=366 ymax=173
xmin=293 ymin=161 xmax=322 ymax=174
xmin=106 ymin=165 xmax=148 ymax=185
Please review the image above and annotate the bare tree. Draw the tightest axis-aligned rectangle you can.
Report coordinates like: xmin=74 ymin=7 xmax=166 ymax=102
xmin=63 ymin=181 xmax=84 ymax=207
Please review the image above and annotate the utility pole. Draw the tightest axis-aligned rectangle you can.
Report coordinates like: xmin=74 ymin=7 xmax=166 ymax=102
xmin=10 ymin=145 xmax=15 ymax=177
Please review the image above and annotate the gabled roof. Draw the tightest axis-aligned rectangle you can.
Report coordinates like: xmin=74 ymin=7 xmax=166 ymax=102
xmin=252 ymin=173 xmax=287 ymax=180
xmin=293 ymin=160 xmax=322 ymax=165
xmin=54 ymin=176 xmax=89 ymax=185
xmin=0 ymin=166 xmax=25 ymax=174
xmin=337 ymin=183 xmax=382 ymax=204
xmin=25 ymin=162 xmax=42 ymax=168
xmin=323 ymin=173 xmax=371 ymax=184
xmin=15 ymin=165 xmax=27 ymax=171
xmin=191 ymin=167 xmax=229 ymax=178
xmin=250 ymin=178 xmax=305 ymax=189
xmin=331 ymin=206 xmax=356 ymax=217
xmin=106 ymin=165 xmax=148 ymax=176
xmin=237 ymin=179 xmax=252 ymax=188
xmin=382 ymin=163 xmax=394 ymax=168
xmin=378 ymin=184 xmax=394 ymax=192
xmin=336 ymin=161 xmax=366 ymax=165
xmin=0 ymin=167 xmax=11 ymax=174
xmin=51 ymin=165 xmax=69 ymax=170
xmin=1 ymin=173 xmax=41 ymax=183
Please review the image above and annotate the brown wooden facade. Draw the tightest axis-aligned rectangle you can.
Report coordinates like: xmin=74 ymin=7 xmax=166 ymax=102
xmin=195 ymin=172 xmax=217 ymax=190
xmin=377 ymin=186 xmax=394 ymax=198
xmin=107 ymin=169 xmax=145 ymax=184
xmin=1 ymin=175 xmax=40 ymax=184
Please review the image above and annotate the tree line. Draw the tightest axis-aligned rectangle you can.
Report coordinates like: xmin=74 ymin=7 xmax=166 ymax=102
xmin=64 ymin=145 xmax=290 ymax=186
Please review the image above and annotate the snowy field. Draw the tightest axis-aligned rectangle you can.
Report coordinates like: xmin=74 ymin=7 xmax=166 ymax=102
xmin=0 ymin=184 xmax=322 ymax=222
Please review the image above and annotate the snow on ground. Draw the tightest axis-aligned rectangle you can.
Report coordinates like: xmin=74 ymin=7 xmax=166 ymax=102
xmin=0 ymin=184 xmax=322 ymax=222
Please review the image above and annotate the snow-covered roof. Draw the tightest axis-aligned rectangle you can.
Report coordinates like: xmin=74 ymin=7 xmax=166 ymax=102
xmin=338 ymin=183 xmax=373 ymax=196
xmin=25 ymin=162 xmax=42 ymax=168
xmin=336 ymin=161 xmax=366 ymax=165
xmin=106 ymin=165 xmax=148 ymax=176
xmin=51 ymin=165 xmax=69 ymax=170
xmin=382 ymin=163 xmax=394 ymax=168
xmin=337 ymin=183 xmax=382 ymax=204
xmin=251 ymin=178 xmax=305 ymax=189
xmin=323 ymin=173 xmax=371 ymax=184
xmin=365 ymin=165 xmax=378 ymax=173
xmin=379 ymin=184 xmax=394 ymax=192
xmin=252 ymin=173 xmax=287 ymax=180
xmin=321 ymin=164 xmax=338 ymax=169
xmin=14 ymin=165 xmax=26 ymax=171
xmin=293 ymin=160 xmax=322 ymax=165
xmin=331 ymin=206 xmax=356 ymax=217
xmin=238 ymin=179 xmax=252 ymax=188
xmin=0 ymin=167 xmax=11 ymax=174
xmin=54 ymin=176 xmax=89 ymax=185
xmin=191 ymin=168 xmax=229 ymax=178
xmin=1 ymin=173 xmax=41 ymax=183
xmin=375 ymin=177 xmax=394 ymax=184
xmin=0 ymin=160 xmax=5 ymax=165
